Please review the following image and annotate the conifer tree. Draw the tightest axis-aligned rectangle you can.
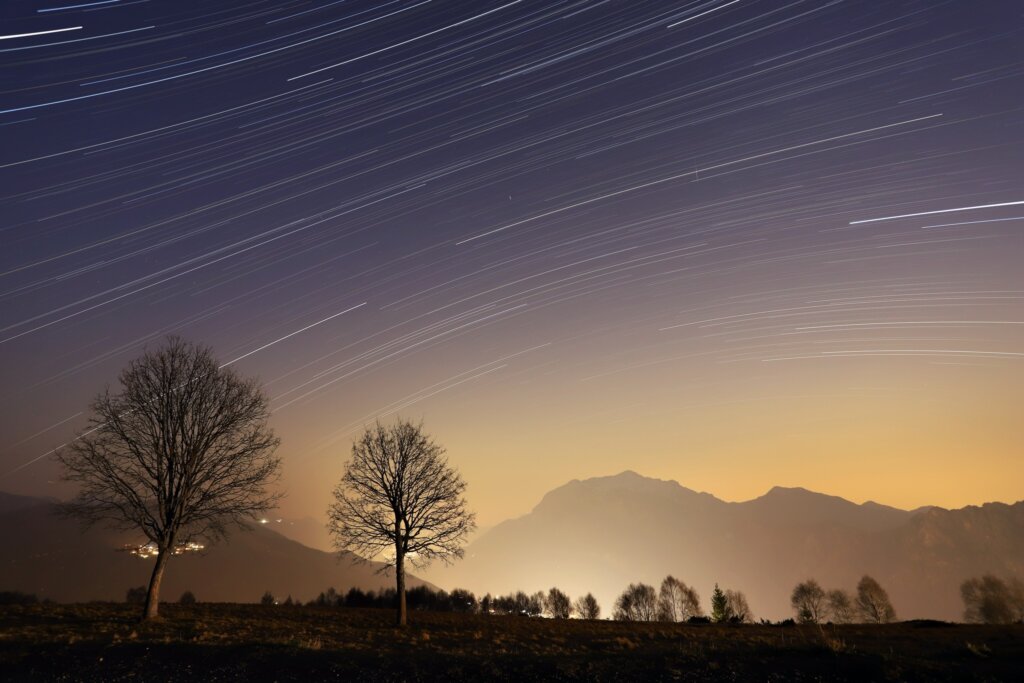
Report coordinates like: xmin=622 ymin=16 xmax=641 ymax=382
xmin=710 ymin=583 xmax=730 ymax=623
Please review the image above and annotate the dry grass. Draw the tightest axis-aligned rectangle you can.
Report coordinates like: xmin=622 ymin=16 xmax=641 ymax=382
xmin=0 ymin=603 xmax=1021 ymax=681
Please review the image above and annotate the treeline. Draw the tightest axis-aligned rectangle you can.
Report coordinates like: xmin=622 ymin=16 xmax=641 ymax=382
xmin=259 ymin=586 xmax=592 ymax=617
xmin=790 ymin=576 xmax=895 ymax=624
xmin=104 ymin=571 xmax=1024 ymax=625
xmin=251 ymin=579 xmax=745 ymax=624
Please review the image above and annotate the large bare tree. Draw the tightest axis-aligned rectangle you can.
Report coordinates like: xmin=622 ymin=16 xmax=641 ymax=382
xmin=328 ymin=419 xmax=475 ymax=626
xmin=56 ymin=337 xmax=281 ymax=620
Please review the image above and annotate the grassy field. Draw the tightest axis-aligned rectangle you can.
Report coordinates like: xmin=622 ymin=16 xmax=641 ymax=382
xmin=1 ymin=603 xmax=1021 ymax=681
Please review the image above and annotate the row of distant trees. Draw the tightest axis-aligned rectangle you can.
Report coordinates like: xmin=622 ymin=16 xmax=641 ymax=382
xmin=611 ymin=579 xmax=750 ymax=623
xmin=222 ymin=572 xmax=1023 ymax=625
xmin=790 ymin=576 xmax=895 ymax=624
xmin=107 ymin=571 xmax=1024 ymax=626
xmin=789 ymin=574 xmax=1024 ymax=626
xmin=255 ymin=586 xmax=598 ymax=618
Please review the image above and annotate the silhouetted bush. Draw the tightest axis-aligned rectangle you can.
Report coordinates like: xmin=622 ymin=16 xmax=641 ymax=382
xmin=906 ymin=619 xmax=954 ymax=628
xmin=179 ymin=591 xmax=197 ymax=605
xmin=450 ymin=588 xmax=478 ymax=614
xmin=261 ymin=591 xmax=276 ymax=606
xmin=125 ymin=586 xmax=147 ymax=605
xmin=687 ymin=615 xmax=711 ymax=624
xmin=312 ymin=587 xmax=339 ymax=607
xmin=0 ymin=590 xmax=38 ymax=605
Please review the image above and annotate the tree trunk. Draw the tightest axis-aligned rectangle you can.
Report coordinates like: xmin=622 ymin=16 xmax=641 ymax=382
xmin=395 ymin=534 xmax=407 ymax=627
xmin=143 ymin=545 xmax=170 ymax=620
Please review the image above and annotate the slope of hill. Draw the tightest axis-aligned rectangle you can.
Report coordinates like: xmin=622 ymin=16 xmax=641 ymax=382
xmin=0 ymin=494 xmax=431 ymax=603
xmin=265 ymin=516 xmax=334 ymax=553
xmin=424 ymin=472 xmax=1024 ymax=621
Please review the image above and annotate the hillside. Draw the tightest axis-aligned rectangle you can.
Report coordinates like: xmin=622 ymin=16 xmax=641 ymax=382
xmin=0 ymin=493 xmax=430 ymax=603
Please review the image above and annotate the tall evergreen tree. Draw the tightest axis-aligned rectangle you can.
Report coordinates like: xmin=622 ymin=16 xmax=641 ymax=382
xmin=710 ymin=583 xmax=730 ymax=623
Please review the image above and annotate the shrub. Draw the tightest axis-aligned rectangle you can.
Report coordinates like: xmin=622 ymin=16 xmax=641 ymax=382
xmin=0 ymin=591 xmax=38 ymax=605
xmin=179 ymin=591 xmax=197 ymax=605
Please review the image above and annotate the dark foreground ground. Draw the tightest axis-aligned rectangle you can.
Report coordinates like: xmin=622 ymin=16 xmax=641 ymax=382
xmin=1 ymin=603 xmax=1021 ymax=682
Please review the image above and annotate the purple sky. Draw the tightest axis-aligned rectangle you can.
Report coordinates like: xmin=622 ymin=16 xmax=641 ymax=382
xmin=2 ymin=0 xmax=1022 ymax=525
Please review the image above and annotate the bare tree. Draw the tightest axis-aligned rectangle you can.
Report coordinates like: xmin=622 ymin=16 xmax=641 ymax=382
xmin=961 ymin=575 xmax=1024 ymax=624
xmin=613 ymin=582 xmax=657 ymax=621
xmin=855 ymin=575 xmax=896 ymax=623
xmin=328 ymin=419 xmax=475 ymax=626
xmin=546 ymin=587 xmax=572 ymax=618
xmin=827 ymin=589 xmax=855 ymax=624
xmin=657 ymin=575 xmax=702 ymax=622
xmin=574 ymin=593 xmax=601 ymax=620
xmin=528 ymin=591 xmax=546 ymax=617
xmin=725 ymin=589 xmax=752 ymax=623
xmin=791 ymin=579 xmax=828 ymax=624
xmin=56 ymin=337 xmax=281 ymax=620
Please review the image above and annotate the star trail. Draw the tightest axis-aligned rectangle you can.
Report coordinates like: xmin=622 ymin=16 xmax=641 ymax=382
xmin=2 ymin=0 xmax=1022 ymax=524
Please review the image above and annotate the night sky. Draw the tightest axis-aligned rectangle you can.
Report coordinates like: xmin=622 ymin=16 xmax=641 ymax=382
xmin=2 ymin=0 xmax=1022 ymax=526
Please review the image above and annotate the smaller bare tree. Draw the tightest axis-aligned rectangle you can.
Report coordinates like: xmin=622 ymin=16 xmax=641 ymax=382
xmin=855 ymin=575 xmax=896 ymax=623
xmin=791 ymin=579 xmax=828 ymax=624
xmin=546 ymin=587 xmax=572 ymax=619
xmin=827 ymin=589 xmax=855 ymax=624
xmin=657 ymin=575 xmax=702 ymax=622
xmin=725 ymin=589 xmax=752 ymax=623
xmin=57 ymin=337 xmax=281 ymax=620
xmin=328 ymin=419 xmax=475 ymax=626
xmin=961 ymin=575 xmax=1024 ymax=624
xmin=574 ymin=593 xmax=601 ymax=620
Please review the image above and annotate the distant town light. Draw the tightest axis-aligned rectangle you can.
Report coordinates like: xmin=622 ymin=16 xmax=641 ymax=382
xmin=121 ymin=541 xmax=205 ymax=559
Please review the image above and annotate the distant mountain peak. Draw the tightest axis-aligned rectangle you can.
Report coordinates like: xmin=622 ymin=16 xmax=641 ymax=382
xmin=528 ymin=471 xmax=719 ymax=518
xmin=581 ymin=470 xmax=690 ymax=489
xmin=757 ymin=485 xmax=867 ymax=507
xmin=763 ymin=485 xmax=823 ymax=498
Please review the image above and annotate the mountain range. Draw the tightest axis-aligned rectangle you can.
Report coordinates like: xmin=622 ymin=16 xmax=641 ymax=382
xmin=0 ymin=491 xmax=429 ymax=604
xmin=422 ymin=471 xmax=1024 ymax=621
xmin=4 ymin=473 xmax=1021 ymax=620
